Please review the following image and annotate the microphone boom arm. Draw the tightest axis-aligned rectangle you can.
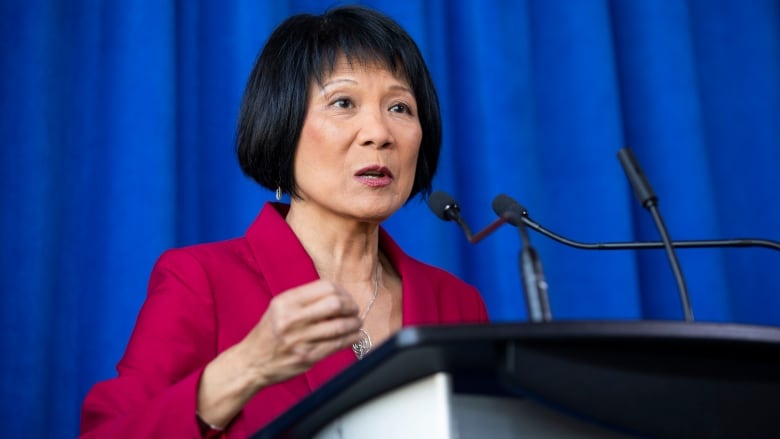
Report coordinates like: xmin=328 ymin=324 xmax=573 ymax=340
xmin=468 ymin=217 xmax=509 ymax=244
xmin=520 ymin=215 xmax=780 ymax=251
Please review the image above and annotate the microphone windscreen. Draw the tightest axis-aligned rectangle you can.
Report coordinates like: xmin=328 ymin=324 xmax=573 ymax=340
xmin=428 ymin=191 xmax=458 ymax=221
xmin=492 ymin=194 xmax=526 ymax=226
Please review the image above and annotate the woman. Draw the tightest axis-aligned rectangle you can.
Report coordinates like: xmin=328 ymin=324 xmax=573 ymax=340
xmin=80 ymin=5 xmax=487 ymax=438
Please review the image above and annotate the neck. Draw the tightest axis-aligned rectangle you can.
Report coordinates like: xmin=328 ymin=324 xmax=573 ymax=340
xmin=285 ymin=200 xmax=381 ymax=284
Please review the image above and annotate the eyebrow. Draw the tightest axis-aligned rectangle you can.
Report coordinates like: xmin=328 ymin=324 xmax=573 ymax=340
xmin=389 ymin=84 xmax=414 ymax=94
xmin=321 ymin=78 xmax=357 ymax=89
xmin=319 ymin=80 xmax=414 ymax=97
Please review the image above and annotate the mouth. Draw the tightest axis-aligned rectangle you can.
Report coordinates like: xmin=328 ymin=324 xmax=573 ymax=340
xmin=354 ymin=166 xmax=394 ymax=187
xmin=355 ymin=166 xmax=394 ymax=179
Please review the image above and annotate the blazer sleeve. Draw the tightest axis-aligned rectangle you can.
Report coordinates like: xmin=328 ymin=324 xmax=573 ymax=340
xmin=80 ymin=248 xmax=222 ymax=438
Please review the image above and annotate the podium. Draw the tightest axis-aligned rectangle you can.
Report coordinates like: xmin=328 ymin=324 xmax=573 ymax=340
xmin=252 ymin=321 xmax=780 ymax=438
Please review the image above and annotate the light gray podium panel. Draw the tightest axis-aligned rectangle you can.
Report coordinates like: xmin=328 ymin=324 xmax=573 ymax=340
xmin=316 ymin=372 xmax=633 ymax=439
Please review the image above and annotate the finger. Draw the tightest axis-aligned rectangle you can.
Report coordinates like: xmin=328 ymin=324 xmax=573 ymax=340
xmin=284 ymin=279 xmax=354 ymax=308
xmin=287 ymin=322 xmax=364 ymax=364
xmin=300 ymin=290 xmax=360 ymax=321
xmin=297 ymin=314 xmax=362 ymax=345
xmin=273 ymin=313 xmax=361 ymax=352
xmin=270 ymin=287 xmax=359 ymax=331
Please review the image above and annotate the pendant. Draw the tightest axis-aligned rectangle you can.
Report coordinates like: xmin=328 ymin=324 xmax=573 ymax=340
xmin=352 ymin=328 xmax=372 ymax=360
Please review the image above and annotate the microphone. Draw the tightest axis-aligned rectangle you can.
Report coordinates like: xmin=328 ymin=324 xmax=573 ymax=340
xmin=427 ymin=191 xmax=508 ymax=244
xmin=509 ymin=207 xmax=780 ymax=251
xmin=427 ymin=191 xmax=552 ymax=322
xmin=493 ymin=195 xmax=552 ymax=322
xmin=495 ymin=193 xmax=780 ymax=320
xmin=617 ymin=147 xmax=692 ymax=321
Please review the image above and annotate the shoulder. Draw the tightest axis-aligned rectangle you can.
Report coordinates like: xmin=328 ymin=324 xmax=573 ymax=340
xmin=407 ymin=257 xmax=469 ymax=287
xmin=381 ymin=231 xmax=488 ymax=322
xmin=153 ymin=238 xmax=246 ymax=270
xmin=380 ymin=228 xmax=475 ymax=293
xmin=407 ymin=258 xmax=482 ymax=300
xmin=158 ymin=237 xmax=250 ymax=266
xmin=155 ymin=202 xmax=297 ymax=278
xmin=149 ymin=237 xmax=256 ymax=291
xmin=407 ymin=257 xmax=489 ymax=323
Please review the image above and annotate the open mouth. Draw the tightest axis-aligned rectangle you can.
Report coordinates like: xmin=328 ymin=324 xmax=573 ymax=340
xmin=359 ymin=170 xmax=387 ymax=178
xmin=355 ymin=166 xmax=394 ymax=186
xmin=355 ymin=166 xmax=394 ymax=179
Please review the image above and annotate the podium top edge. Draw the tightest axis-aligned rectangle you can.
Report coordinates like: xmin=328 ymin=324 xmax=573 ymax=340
xmin=394 ymin=320 xmax=780 ymax=347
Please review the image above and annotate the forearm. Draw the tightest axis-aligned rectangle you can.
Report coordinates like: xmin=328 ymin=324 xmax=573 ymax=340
xmin=196 ymin=343 xmax=267 ymax=429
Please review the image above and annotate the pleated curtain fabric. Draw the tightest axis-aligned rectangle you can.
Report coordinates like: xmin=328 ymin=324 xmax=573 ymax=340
xmin=1 ymin=0 xmax=778 ymax=436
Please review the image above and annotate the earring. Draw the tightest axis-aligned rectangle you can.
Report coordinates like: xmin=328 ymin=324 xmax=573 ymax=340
xmin=275 ymin=187 xmax=282 ymax=201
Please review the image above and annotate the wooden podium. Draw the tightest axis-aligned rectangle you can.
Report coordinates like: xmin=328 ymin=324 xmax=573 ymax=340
xmin=252 ymin=321 xmax=780 ymax=438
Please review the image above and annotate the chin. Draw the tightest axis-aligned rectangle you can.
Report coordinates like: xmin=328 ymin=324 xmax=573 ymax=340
xmin=348 ymin=202 xmax=400 ymax=223
xmin=337 ymin=189 xmax=410 ymax=221
xmin=355 ymin=209 xmax=395 ymax=224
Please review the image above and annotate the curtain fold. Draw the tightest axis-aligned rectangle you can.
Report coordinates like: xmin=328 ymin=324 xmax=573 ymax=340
xmin=2 ymin=0 xmax=779 ymax=436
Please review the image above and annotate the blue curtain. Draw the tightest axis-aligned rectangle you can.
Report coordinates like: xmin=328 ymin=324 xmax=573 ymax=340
xmin=2 ymin=0 xmax=778 ymax=437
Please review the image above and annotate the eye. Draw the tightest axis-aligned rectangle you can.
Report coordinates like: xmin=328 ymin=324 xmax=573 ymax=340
xmin=390 ymin=102 xmax=414 ymax=115
xmin=331 ymin=97 xmax=354 ymax=109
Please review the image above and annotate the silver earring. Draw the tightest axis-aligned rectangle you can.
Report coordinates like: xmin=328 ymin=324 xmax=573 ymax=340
xmin=275 ymin=187 xmax=282 ymax=201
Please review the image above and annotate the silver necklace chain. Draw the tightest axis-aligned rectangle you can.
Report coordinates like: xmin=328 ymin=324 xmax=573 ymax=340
xmin=352 ymin=263 xmax=380 ymax=359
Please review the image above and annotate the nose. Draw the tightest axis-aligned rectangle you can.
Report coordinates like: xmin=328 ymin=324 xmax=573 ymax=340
xmin=357 ymin=108 xmax=394 ymax=149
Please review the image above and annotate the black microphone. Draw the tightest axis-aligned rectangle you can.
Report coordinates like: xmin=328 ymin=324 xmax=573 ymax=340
xmin=428 ymin=191 xmax=551 ymax=322
xmin=427 ymin=191 xmax=508 ymax=244
xmin=617 ymin=147 xmax=692 ymax=321
xmin=494 ymin=194 xmax=780 ymax=319
xmin=493 ymin=195 xmax=551 ymax=323
xmin=509 ymin=207 xmax=780 ymax=251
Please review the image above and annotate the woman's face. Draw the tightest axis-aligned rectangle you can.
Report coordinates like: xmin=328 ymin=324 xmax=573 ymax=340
xmin=291 ymin=56 xmax=422 ymax=223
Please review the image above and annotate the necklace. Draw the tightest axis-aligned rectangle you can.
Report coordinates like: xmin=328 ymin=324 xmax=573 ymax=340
xmin=352 ymin=263 xmax=380 ymax=360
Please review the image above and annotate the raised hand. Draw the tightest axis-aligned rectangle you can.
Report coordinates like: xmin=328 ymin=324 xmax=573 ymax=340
xmin=196 ymin=280 xmax=361 ymax=428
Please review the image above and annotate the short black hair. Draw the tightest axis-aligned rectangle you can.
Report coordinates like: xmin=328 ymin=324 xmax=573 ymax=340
xmin=236 ymin=5 xmax=441 ymax=200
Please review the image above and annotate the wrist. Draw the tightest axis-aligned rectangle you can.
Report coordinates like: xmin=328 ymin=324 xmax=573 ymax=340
xmin=196 ymin=411 xmax=225 ymax=438
xmin=197 ymin=348 xmax=260 ymax=429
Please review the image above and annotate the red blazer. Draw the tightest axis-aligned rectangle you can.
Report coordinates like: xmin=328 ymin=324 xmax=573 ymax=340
xmin=80 ymin=203 xmax=488 ymax=438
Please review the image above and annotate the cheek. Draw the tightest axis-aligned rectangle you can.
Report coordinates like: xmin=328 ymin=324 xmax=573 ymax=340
xmin=402 ymin=127 xmax=422 ymax=164
xmin=402 ymin=143 xmax=422 ymax=188
xmin=407 ymin=148 xmax=420 ymax=170
xmin=296 ymin=121 xmax=340 ymax=168
xmin=405 ymin=132 xmax=423 ymax=168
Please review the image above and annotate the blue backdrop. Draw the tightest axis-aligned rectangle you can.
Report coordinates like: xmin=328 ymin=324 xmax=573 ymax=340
xmin=1 ymin=0 xmax=779 ymax=437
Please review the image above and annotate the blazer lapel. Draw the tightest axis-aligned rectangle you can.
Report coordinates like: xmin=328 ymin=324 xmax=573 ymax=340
xmin=243 ymin=203 xmax=357 ymax=392
xmin=379 ymin=229 xmax=440 ymax=326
